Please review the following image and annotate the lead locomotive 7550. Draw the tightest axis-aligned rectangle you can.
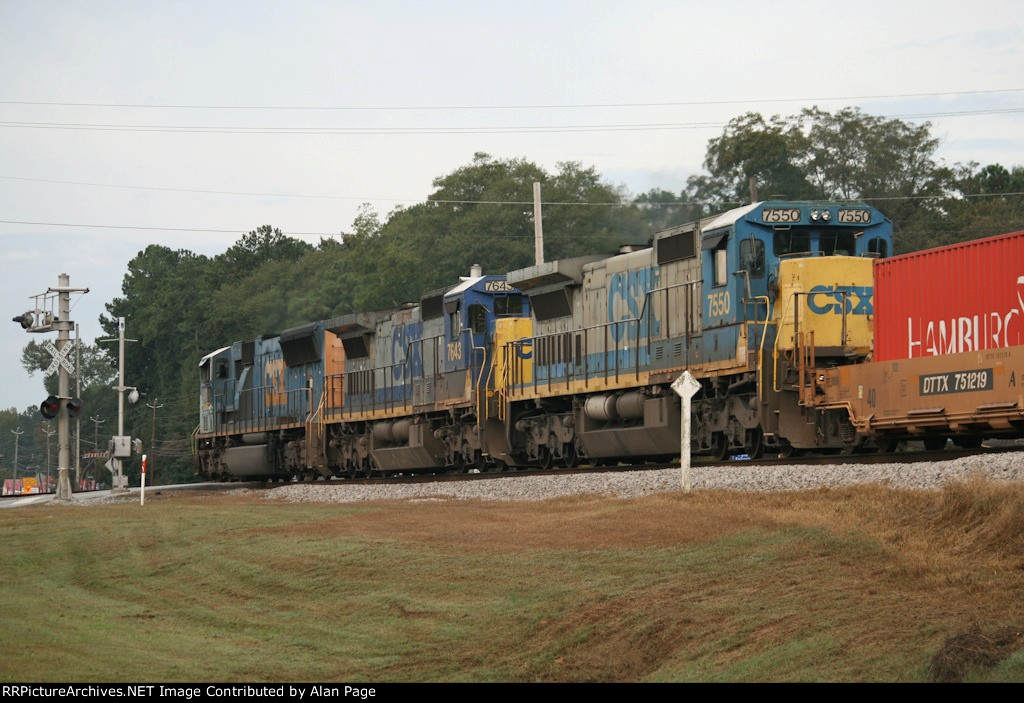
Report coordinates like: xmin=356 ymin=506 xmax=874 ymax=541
xmin=193 ymin=200 xmax=1023 ymax=481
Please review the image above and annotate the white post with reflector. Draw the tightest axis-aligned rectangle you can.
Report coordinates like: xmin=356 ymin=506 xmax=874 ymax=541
xmin=671 ymin=371 xmax=701 ymax=493
xmin=140 ymin=454 xmax=147 ymax=506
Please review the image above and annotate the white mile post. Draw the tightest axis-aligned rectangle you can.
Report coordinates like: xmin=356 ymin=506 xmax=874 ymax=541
xmin=671 ymin=371 xmax=701 ymax=493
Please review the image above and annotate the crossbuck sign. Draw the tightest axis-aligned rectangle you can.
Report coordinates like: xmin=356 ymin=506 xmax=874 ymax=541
xmin=42 ymin=340 xmax=75 ymax=376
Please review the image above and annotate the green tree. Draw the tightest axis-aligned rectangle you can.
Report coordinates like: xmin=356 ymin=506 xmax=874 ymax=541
xmin=633 ymin=188 xmax=706 ymax=232
xmin=378 ymin=152 xmax=648 ymax=302
xmin=698 ymin=112 xmax=816 ymax=204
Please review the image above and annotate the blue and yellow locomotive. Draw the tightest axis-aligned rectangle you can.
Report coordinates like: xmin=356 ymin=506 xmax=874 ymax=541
xmin=196 ymin=267 xmax=532 ymax=479
xmin=195 ymin=200 xmax=893 ymax=479
xmin=495 ymin=200 xmax=893 ymax=466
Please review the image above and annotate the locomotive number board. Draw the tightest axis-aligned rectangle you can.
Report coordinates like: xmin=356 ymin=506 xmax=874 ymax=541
xmin=761 ymin=208 xmax=801 ymax=223
xmin=837 ymin=209 xmax=871 ymax=224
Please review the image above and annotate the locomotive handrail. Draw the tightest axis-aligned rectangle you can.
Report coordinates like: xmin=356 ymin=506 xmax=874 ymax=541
xmin=514 ymin=280 xmax=702 ymax=394
xmin=305 ymin=387 xmax=327 ymax=470
xmin=473 ymin=339 xmax=488 ymax=428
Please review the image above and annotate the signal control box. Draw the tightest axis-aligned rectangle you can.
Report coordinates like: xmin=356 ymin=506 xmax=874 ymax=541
xmin=110 ymin=436 xmax=142 ymax=458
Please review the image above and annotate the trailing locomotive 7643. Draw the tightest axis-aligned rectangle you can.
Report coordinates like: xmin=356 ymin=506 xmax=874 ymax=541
xmin=194 ymin=200 xmax=895 ymax=480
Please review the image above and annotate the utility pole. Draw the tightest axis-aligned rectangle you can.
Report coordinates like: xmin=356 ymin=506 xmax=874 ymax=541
xmin=533 ymin=181 xmax=544 ymax=266
xmin=75 ymin=323 xmax=82 ymax=486
xmin=90 ymin=416 xmax=105 ymax=452
xmin=99 ymin=317 xmax=138 ymax=493
xmin=42 ymin=427 xmax=56 ymax=492
xmin=146 ymin=398 xmax=163 ymax=486
xmin=10 ymin=427 xmax=23 ymax=485
xmin=89 ymin=416 xmax=105 ymax=488
xmin=53 ymin=275 xmax=86 ymax=500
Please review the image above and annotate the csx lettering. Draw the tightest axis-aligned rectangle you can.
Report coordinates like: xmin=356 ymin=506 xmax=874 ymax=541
xmin=264 ymin=358 xmax=288 ymax=406
xmin=807 ymin=285 xmax=873 ymax=315
xmin=391 ymin=322 xmax=423 ymax=381
xmin=707 ymin=291 xmax=731 ymax=317
xmin=608 ymin=266 xmax=661 ymax=341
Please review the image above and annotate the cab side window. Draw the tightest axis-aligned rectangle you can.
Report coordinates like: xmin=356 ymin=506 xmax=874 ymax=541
xmin=739 ymin=239 xmax=765 ymax=278
xmin=469 ymin=303 xmax=487 ymax=334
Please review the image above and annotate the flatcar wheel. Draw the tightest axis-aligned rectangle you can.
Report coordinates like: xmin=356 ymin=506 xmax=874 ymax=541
xmin=923 ymin=436 xmax=948 ymax=451
xmin=778 ymin=440 xmax=803 ymax=460
xmin=954 ymin=436 xmax=983 ymax=450
xmin=841 ymin=441 xmax=860 ymax=456
xmin=875 ymin=437 xmax=899 ymax=454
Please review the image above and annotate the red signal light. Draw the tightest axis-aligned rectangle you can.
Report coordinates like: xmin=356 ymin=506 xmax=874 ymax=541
xmin=40 ymin=395 xmax=60 ymax=419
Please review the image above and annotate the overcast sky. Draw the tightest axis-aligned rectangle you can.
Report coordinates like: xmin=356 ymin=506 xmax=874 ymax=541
xmin=2 ymin=0 xmax=1023 ymax=415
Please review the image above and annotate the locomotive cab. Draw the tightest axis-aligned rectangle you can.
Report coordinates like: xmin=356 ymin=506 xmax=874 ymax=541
xmin=442 ymin=274 xmax=530 ymax=377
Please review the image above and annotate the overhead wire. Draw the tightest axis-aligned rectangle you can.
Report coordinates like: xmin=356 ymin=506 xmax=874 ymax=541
xmin=1 ymin=106 xmax=1023 ymax=135
xmin=1 ymin=174 xmax=1023 ymax=210
xmin=1 ymin=87 xmax=1021 ymax=111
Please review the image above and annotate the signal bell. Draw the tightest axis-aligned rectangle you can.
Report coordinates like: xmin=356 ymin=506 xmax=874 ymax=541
xmin=40 ymin=395 xmax=60 ymax=419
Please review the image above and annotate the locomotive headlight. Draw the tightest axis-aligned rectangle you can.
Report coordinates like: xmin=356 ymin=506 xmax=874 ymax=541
xmin=821 ymin=210 xmax=831 ymax=222
xmin=810 ymin=210 xmax=820 ymax=221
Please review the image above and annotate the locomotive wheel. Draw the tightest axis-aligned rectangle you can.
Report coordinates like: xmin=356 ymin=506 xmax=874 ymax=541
xmin=713 ymin=434 xmax=730 ymax=461
xmin=745 ymin=427 xmax=765 ymax=460
xmin=539 ymin=446 xmax=555 ymax=471
xmin=562 ymin=442 xmax=579 ymax=469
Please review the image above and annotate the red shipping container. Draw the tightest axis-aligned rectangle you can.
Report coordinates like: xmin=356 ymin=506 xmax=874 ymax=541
xmin=873 ymin=230 xmax=1024 ymax=361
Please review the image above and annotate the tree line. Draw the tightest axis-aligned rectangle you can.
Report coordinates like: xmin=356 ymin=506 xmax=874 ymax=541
xmin=8 ymin=107 xmax=1023 ymax=486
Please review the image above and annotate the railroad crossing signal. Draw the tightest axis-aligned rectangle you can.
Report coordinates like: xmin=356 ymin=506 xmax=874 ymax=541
xmin=40 ymin=395 xmax=60 ymax=419
xmin=42 ymin=339 xmax=75 ymax=376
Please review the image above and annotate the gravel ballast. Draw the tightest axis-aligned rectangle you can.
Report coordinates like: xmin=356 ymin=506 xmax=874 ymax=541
xmin=258 ymin=451 xmax=1024 ymax=504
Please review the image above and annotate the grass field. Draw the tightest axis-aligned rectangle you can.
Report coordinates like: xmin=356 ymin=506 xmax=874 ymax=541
xmin=1 ymin=479 xmax=1022 ymax=682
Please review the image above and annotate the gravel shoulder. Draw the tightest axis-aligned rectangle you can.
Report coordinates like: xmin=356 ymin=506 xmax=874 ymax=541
xmin=256 ymin=451 xmax=1024 ymax=504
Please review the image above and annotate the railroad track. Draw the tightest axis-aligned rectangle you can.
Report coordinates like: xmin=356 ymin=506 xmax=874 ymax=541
xmin=248 ymin=443 xmax=1024 ymax=489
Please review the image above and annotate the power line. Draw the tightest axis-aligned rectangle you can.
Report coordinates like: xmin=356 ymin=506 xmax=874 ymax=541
xmin=1 ymin=88 xmax=1021 ymax=111
xmin=0 ymin=119 xmax=730 ymax=135
xmin=1 ymin=107 xmax=1022 ymax=136
xmin=3 ymin=194 xmax=1023 ymax=240
xmin=4 ymin=175 xmax=1024 ymax=208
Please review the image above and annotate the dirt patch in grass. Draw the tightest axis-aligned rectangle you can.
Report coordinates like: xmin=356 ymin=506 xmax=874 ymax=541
xmin=929 ymin=626 xmax=1024 ymax=682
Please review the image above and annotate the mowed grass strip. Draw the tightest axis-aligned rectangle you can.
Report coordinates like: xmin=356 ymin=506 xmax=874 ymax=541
xmin=0 ymin=480 xmax=1022 ymax=682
